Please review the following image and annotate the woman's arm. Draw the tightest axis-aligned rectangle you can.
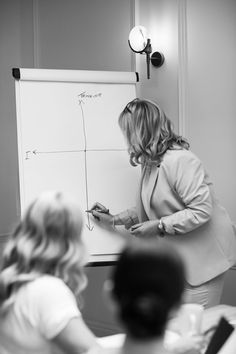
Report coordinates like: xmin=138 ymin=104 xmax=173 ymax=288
xmin=113 ymin=207 xmax=139 ymax=229
xmin=52 ymin=317 xmax=99 ymax=354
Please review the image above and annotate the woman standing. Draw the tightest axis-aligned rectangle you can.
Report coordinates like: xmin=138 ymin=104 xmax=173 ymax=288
xmin=90 ymin=98 xmax=236 ymax=309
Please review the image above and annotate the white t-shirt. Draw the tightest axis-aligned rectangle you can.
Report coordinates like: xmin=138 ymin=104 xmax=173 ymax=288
xmin=0 ymin=275 xmax=81 ymax=354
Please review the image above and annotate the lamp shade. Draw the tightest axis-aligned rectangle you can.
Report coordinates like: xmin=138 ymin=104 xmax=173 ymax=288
xmin=128 ymin=26 xmax=148 ymax=53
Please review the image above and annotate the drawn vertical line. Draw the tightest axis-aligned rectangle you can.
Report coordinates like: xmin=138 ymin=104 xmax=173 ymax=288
xmin=79 ymin=102 xmax=92 ymax=229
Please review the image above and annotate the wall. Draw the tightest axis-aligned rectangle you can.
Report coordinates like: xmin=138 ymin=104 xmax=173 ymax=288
xmin=186 ymin=0 xmax=236 ymax=221
xmin=32 ymin=0 xmax=133 ymax=71
xmin=135 ymin=0 xmax=179 ymax=130
xmin=0 ymin=0 xmax=236 ymax=337
xmin=185 ymin=0 xmax=236 ymax=305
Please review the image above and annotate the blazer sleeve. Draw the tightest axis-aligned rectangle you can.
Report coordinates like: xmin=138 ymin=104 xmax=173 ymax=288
xmin=161 ymin=152 xmax=213 ymax=235
xmin=114 ymin=207 xmax=139 ymax=230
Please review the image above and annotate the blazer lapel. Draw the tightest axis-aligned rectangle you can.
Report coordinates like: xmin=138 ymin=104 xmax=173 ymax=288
xmin=136 ymin=164 xmax=160 ymax=221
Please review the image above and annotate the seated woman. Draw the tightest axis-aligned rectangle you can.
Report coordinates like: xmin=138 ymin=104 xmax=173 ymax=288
xmin=0 ymin=191 xmax=99 ymax=354
xmin=103 ymin=239 xmax=206 ymax=354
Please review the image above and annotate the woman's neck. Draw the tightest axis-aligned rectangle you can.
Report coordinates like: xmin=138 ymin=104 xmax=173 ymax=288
xmin=121 ymin=335 xmax=169 ymax=354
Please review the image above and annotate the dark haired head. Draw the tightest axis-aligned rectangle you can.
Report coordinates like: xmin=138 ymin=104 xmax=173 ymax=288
xmin=111 ymin=239 xmax=185 ymax=340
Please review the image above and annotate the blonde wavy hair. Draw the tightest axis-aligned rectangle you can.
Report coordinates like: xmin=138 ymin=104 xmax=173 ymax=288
xmin=118 ymin=98 xmax=189 ymax=166
xmin=0 ymin=191 xmax=88 ymax=313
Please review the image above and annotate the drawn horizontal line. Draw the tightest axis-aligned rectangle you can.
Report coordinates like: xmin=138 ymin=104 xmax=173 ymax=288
xmin=31 ymin=148 xmax=126 ymax=155
xmin=88 ymin=148 xmax=126 ymax=152
xmin=33 ymin=149 xmax=84 ymax=154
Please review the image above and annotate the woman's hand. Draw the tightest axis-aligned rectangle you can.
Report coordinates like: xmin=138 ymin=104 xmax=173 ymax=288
xmin=129 ymin=220 xmax=159 ymax=238
xmin=86 ymin=202 xmax=114 ymax=230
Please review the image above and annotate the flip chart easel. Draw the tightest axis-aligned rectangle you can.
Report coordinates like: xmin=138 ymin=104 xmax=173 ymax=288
xmin=13 ymin=68 xmax=140 ymax=264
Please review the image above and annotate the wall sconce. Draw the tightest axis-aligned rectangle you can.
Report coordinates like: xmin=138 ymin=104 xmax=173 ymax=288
xmin=128 ymin=25 xmax=164 ymax=79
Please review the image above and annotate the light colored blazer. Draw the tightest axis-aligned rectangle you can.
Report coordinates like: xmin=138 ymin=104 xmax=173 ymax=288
xmin=118 ymin=148 xmax=236 ymax=286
